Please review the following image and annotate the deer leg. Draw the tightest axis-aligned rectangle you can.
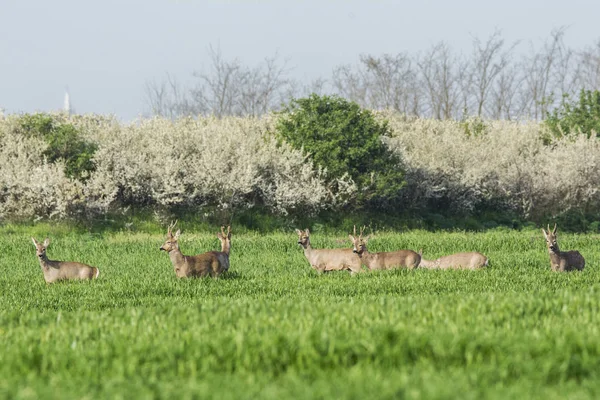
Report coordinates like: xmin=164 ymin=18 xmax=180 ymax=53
xmin=211 ymin=260 xmax=221 ymax=277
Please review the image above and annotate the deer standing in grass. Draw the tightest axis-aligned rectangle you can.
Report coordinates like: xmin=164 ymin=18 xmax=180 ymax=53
xmin=31 ymin=237 xmax=100 ymax=284
xmin=349 ymin=226 xmax=421 ymax=271
xmin=160 ymin=222 xmax=231 ymax=278
xmin=296 ymin=228 xmax=363 ymax=274
xmin=419 ymin=252 xmax=488 ymax=270
xmin=542 ymin=223 xmax=585 ymax=272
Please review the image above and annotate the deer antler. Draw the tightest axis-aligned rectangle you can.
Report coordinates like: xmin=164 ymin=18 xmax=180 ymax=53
xmin=220 ymin=225 xmax=231 ymax=238
xmin=353 ymin=225 xmax=357 ymax=237
xmin=359 ymin=225 xmax=366 ymax=239
xmin=167 ymin=220 xmax=178 ymax=235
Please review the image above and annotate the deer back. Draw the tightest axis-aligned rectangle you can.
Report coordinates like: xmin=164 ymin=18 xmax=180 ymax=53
xmin=42 ymin=260 xmax=99 ymax=284
xmin=306 ymin=247 xmax=362 ymax=273
xmin=418 ymin=258 xmax=438 ymax=269
xmin=364 ymin=249 xmax=421 ymax=271
xmin=550 ymin=250 xmax=585 ymax=272
xmin=175 ymin=251 xmax=227 ymax=278
xmin=435 ymin=252 xmax=488 ymax=270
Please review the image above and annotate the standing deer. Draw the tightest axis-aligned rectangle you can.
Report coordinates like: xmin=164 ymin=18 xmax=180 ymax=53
xmin=296 ymin=228 xmax=363 ymax=274
xmin=349 ymin=226 xmax=421 ymax=271
xmin=160 ymin=221 xmax=231 ymax=278
xmin=419 ymin=252 xmax=488 ymax=270
xmin=542 ymin=223 xmax=585 ymax=272
xmin=31 ymin=237 xmax=100 ymax=284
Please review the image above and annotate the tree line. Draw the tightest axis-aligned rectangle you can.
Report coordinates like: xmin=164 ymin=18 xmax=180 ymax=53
xmin=144 ymin=28 xmax=600 ymax=120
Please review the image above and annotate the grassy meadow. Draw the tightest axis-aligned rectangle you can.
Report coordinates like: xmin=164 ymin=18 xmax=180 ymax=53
xmin=1 ymin=224 xmax=600 ymax=399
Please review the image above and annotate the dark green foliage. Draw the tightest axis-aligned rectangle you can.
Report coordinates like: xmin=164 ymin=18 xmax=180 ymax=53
xmin=460 ymin=116 xmax=489 ymax=138
xmin=275 ymin=94 xmax=405 ymax=208
xmin=545 ymin=89 xmax=600 ymax=139
xmin=17 ymin=113 xmax=97 ymax=180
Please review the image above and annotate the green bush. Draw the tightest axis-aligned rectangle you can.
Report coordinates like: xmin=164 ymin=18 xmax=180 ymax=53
xmin=275 ymin=94 xmax=405 ymax=208
xmin=17 ymin=113 xmax=97 ymax=180
xmin=545 ymin=89 xmax=600 ymax=139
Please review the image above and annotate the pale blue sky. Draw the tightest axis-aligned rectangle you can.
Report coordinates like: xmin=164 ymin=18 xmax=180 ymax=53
xmin=1 ymin=0 xmax=598 ymax=120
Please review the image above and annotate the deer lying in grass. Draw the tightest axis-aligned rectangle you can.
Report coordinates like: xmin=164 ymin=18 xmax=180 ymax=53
xmin=31 ymin=237 xmax=100 ymax=284
xmin=349 ymin=226 xmax=421 ymax=271
xmin=160 ymin=221 xmax=231 ymax=278
xmin=419 ymin=252 xmax=488 ymax=270
xmin=296 ymin=228 xmax=363 ymax=274
xmin=542 ymin=223 xmax=585 ymax=272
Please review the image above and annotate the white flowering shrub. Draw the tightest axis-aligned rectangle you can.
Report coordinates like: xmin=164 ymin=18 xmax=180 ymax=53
xmin=0 ymin=113 xmax=347 ymax=221
xmin=383 ymin=113 xmax=600 ymax=220
xmin=1 ymin=111 xmax=599 ymax=222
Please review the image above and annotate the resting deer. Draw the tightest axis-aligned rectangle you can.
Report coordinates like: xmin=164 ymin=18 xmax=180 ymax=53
xmin=542 ymin=223 xmax=585 ymax=272
xmin=349 ymin=226 xmax=421 ymax=271
xmin=296 ymin=228 xmax=363 ymax=274
xmin=160 ymin=221 xmax=231 ymax=278
xmin=31 ymin=237 xmax=100 ymax=284
xmin=419 ymin=252 xmax=488 ymax=270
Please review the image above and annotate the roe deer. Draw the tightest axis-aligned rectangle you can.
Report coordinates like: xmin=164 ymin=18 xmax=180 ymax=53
xmin=419 ymin=252 xmax=488 ymax=270
xmin=31 ymin=237 xmax=100 ymax=284
xmin=542 ymin=223 xmax=585 ymax=272
xmin=296 ymin=228 xmax=362 ymax=274
xmin=160 ymin=221 xmax=230 ymax=278
xmin=349 ymin=226 xmax=420 ymax=271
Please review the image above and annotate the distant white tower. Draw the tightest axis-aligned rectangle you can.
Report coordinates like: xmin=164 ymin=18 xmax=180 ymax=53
xmin=64 ymin=86 xmax=71 ymax=115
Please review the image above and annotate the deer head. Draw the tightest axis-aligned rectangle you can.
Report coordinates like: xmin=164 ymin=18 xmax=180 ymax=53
xmin=349 ymin=225 xmax=369 ymax=255
xmin=542 ymin=223 xmax=559 ymax=253
xmin=31 ymin=237 xmax=50 ymax=260
xmin=160 ymin=220 xmax=181 ymax=252
xmin=296 ymin=228 xmax=310 ymax=249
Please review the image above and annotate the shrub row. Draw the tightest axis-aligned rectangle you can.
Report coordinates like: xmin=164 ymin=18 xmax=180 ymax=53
xmin=1 ymin=104 xmax=599 ymax=225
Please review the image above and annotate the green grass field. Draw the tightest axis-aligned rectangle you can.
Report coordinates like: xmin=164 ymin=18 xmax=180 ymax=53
xmin=1 ymin=224 xmax=599 ymax=399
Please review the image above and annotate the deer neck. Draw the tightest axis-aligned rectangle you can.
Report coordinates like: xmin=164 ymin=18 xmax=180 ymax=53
xmin=168 ymin=247 xmax=185 ymax=266
xmin=357 ymin=248 xmax=375 ymax=262
xmin=302 ymin=241 xmax=314 ymax=258
xmin=548 ymin=248 xmax=563 ymax=262
xmin=220 ymin=241 xmax=230 ymax=256
xmin=38 ymin=254 xmax=57 ymax=270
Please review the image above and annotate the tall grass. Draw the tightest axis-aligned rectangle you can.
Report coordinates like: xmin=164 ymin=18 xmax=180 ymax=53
xmin=1 ymin=226 xmax=599 ymax=398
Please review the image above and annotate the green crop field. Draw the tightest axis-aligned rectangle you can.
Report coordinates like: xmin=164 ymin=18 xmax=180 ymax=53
xmin=1 ymin=224 xmax=599 ymax=399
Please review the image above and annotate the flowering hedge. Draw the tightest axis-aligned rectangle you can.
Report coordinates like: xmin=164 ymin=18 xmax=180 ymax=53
xmin=1 ymin=111 xmax=599 ymax=222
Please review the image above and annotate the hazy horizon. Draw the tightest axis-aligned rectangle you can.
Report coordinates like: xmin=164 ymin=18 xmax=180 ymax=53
xmin=1 ymin=0 xmax=599 ymax=121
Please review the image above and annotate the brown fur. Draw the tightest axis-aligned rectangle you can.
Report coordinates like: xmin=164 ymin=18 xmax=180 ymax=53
xmin=542 ymin=224 xmax=585 ymax=272
xmin=419 ymin=252 xmax=488 ymax=270
xmin=31 ymin=237 xmax=100 ymax=284
xmin=296 ymin=229 xmax=363 ymax=274
xmin=160 ymin=222 xmax=230 ymax=278
xmin=349 ymin=227 xmax=420 ymax=271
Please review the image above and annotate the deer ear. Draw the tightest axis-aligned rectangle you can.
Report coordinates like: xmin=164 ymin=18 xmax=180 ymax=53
xmin=305 ymin=228 xmax=310 ymax=236
xmin=348 ymin=234 xmax=355 ymax=242
xmin=174 ymin=230 xmax=181 ymax=240
xmin=295 ymin=229 xmax=302 ymax=235
xmin=43 ymin=238 xmax=50 ymax=247
xmin=217 ymin=232 xmax=223 ymax=240
xmin=541 ymin=228 xmax=548 ymax=239
xmin=31 ymin=237 xmax=38 ymax=247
